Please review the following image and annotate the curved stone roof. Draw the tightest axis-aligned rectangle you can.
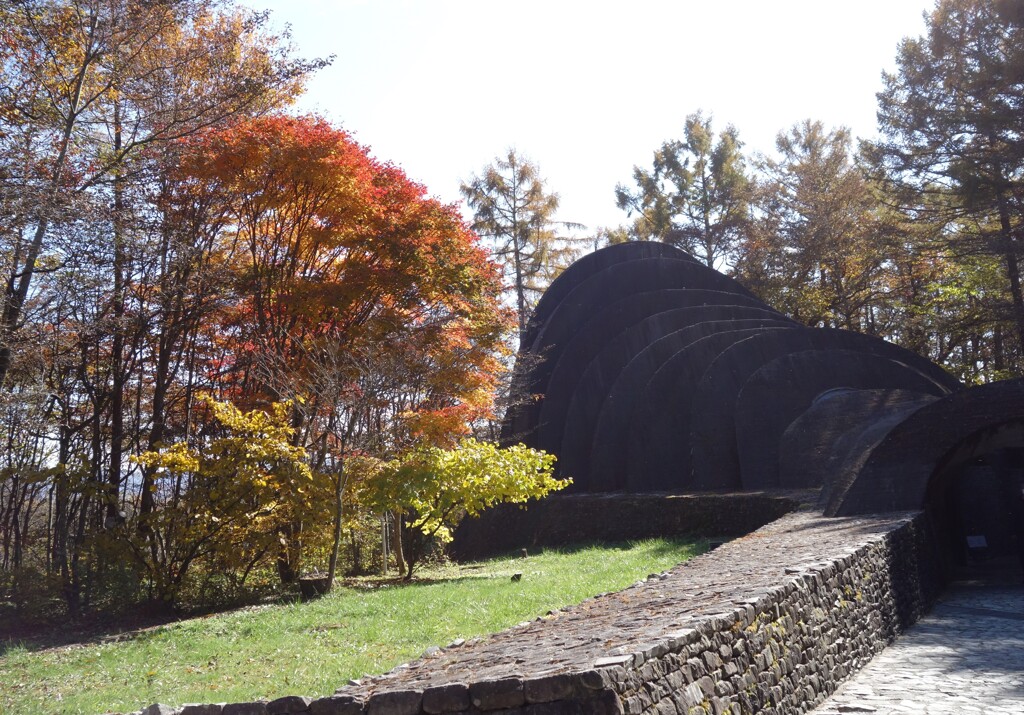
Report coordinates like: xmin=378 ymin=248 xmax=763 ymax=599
xmin=502 ymin=242 xmax=1021 ymax=513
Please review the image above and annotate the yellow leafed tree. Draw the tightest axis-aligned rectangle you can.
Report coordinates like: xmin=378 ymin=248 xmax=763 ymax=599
xmin=363 ymin=438 xmax=567 ymax=578
xmin=132 ymin=397 xmax=330 ymax=607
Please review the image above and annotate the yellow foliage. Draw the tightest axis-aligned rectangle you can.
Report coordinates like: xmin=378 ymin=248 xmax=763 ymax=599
xmin=365 ymin=438 xmax=567 ymax=546
xmin=131 ymin=396 xmax=331 ymax=602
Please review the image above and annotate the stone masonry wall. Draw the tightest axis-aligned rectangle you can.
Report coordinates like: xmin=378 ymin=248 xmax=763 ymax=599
xmin=132 ymin=511 xmax=943 ymax=715
xmin=601 ymin=514 xmax=941 ymax=715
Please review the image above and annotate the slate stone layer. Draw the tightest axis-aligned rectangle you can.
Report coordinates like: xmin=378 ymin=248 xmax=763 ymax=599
xmin=502 ymin=241 xmax=963 ymax=497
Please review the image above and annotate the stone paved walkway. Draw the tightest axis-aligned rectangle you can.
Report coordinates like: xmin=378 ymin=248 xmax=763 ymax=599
xmin=812 ymin=583 xmax=1024 ymax=715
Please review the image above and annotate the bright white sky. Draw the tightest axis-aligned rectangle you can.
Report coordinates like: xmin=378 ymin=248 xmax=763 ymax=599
xmin=241 ymin=0 xmax=933 ymax=235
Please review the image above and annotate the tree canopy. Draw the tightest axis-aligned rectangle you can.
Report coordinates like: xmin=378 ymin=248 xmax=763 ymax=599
xmin=615 ymin=111 xmax=750 ymax=269
xmin=363 ymin=438 xmax=565 ymax=578
xmin=735 ymin=121 xmax=888 ymax=330
xmin=461 ymin=150 xmax=580 ymax=342
xmin=866 ymin=0 xmax=1024 ymax=363
xmin=146 ymin=113 xmax=513 ymax=590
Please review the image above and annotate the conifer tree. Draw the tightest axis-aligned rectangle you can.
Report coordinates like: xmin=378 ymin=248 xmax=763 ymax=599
xmin=737 ymin=121 xmax=887 ymax=330
xmin=461 ymin=150 xmax=581 ymax=342
xmin=616 ymin=111 xmax=750 ymax=269
xmin=867 ymin=0 xmax=1024 ymax=361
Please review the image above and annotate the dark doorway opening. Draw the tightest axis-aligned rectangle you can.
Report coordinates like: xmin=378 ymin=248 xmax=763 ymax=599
xmin=926 ymin=422 xmax=1024 ymax=584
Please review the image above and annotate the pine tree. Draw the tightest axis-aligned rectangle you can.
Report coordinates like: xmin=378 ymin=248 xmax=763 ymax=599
xmin=461 ymin=150 xmax=581 ymax=343
xmin=615 ymin=111 xmax=750 ymax=268
xmin=866 ymin=0 xmax=1024 ymax=361
xmin=736 ymin=121 xmax=887 ymax=330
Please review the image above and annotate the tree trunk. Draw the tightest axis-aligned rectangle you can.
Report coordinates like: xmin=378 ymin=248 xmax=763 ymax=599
xmin=325 ymin=413 xmax=359 ymax=586
xmin=994 ymin=325 xmax=1005 ymax=374
xmin=107 ymin=108 xmax=126 ymax=526
xmin=53 ymin=425 xmax=71 ymax=599
xmin=326 ymin=465 xmax=345 ymax=589
xmin=512 ymin=236 xmax=527 ymax=345
xmin=276 ymin=522 xmax=302 ymax=584
xmin=996 ymin=192 xmax=1024 ymax=358
xmin=389 ymin=511 xmax=406 ymax=575
xmin=140 ymin=321 xmax=174 ymax=523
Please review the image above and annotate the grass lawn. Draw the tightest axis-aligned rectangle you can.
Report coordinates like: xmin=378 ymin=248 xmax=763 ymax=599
xmin=0 ymin=538 xmax=706 ymax=715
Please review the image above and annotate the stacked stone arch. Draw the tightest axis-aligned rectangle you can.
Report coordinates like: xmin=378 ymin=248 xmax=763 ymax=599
xmin=505 ymin=241 xmax=1024 ymax=557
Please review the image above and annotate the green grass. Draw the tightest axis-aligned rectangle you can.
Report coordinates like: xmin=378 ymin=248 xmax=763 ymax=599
xmin=0 ymin=539 xmax=705 ymax=715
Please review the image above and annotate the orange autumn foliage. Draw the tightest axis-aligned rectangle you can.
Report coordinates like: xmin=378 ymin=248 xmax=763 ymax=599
xmin=170 ymin=115 xmax=512 ymax=449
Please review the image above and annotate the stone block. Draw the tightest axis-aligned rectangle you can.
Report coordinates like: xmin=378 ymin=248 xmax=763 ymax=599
xmin=594 ymin=655 xmax=633 ymax=669
xmin=309 ymin=696 xmax=364 ymax=715
xmin=524 ymin=674 xmax=574 ymax=703
xmin=180 ymin=706 xmax=225 ymax=715
xmin=575 ymin=670 xmax=607 ymax=691
xmin=422 ymin=683 xmax=470 ymax=713
xmin=622 ymin=695 xmax=643 ymax=715
xmin=639 ymin=662 xmax=658 ymax=682
xmin=652 ymin=699 xmax=679 ymax=715
xmin=709 ymin=698 xmax=729 ymax=715
xmin=665 ymin=670 xmax=685 ymax=690
xmin=697 ymin=675 xmax=715 ymax=697
xmin=366 ymin=690 xmax=421 ymax=715
xmin=223 ymin=704 xmax=269 ymax=715
xmin=587 ymin=689 xmax=625 ymax=715
xmin=643 ymin=642 xmax=671 ymax=659
xmin=702 ymin=651 xmax=723 ymax=671
xmin=268 ymin=696 xmax=312 ymax=714
xmin=470 ymin=678 xmax=525 ymax=710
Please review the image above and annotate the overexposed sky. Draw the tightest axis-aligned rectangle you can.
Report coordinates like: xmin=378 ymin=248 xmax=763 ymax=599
xmin=241 ymin=0 xmax=932 ymax=233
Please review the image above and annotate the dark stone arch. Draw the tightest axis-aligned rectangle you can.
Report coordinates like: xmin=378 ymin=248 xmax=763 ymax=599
xmin=733 ymin=350 xmax=955 ymax=490
xmin=818 ymin=397 xmax=940 ymax=517
xmin=924 ymin=423 xmax=1024 ymax=575
xmin=533 ymin=293 xmax=781 ymax=461
xmin=776 ymin=388 xmax=939 ymax=498
xmin=689 ymin=328 xmax=961 ymax=492
xmin=528 ymin=258 xmax=760 ymax=360
xmin=568 ymin=312 xmax=794 ymax=492
xmin=521 ymin=241 xmax=697 ymax=349
xmin=505 ymin=258 xmax=762 ymax=443
xmin=829 ymin=378 xmax=1024 ymax=516
xmin=625 ymin=326 xmax=797 ymax=492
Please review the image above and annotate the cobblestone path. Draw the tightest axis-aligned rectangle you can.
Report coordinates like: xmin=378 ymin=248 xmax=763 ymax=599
xmin=813 ymin=583 xmax=1024 ymax=715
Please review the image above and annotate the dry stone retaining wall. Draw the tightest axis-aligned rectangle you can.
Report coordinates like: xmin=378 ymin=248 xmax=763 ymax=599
xmin=449 ymin=492 xmax=804 ymax=562
xmin=133 ymin=510 xmax=942 ymax=715
xmin=600 ymin=515 xmax=940 ymax=715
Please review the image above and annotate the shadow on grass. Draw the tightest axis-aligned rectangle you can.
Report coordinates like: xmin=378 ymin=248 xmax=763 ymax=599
xmin=0 ymin=536 xmax=708 ymax=656
xmin=1 ymin=610 xmax=184 ymax=656
xmin=0 ymin=589 xmax=303 ymax=656
xmin=477 ymin=536 xmax=711 ymax=560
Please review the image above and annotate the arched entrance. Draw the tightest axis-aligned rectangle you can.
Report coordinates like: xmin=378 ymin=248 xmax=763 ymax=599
xmin=925 ymin=421 xmax=1024 ymax=583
